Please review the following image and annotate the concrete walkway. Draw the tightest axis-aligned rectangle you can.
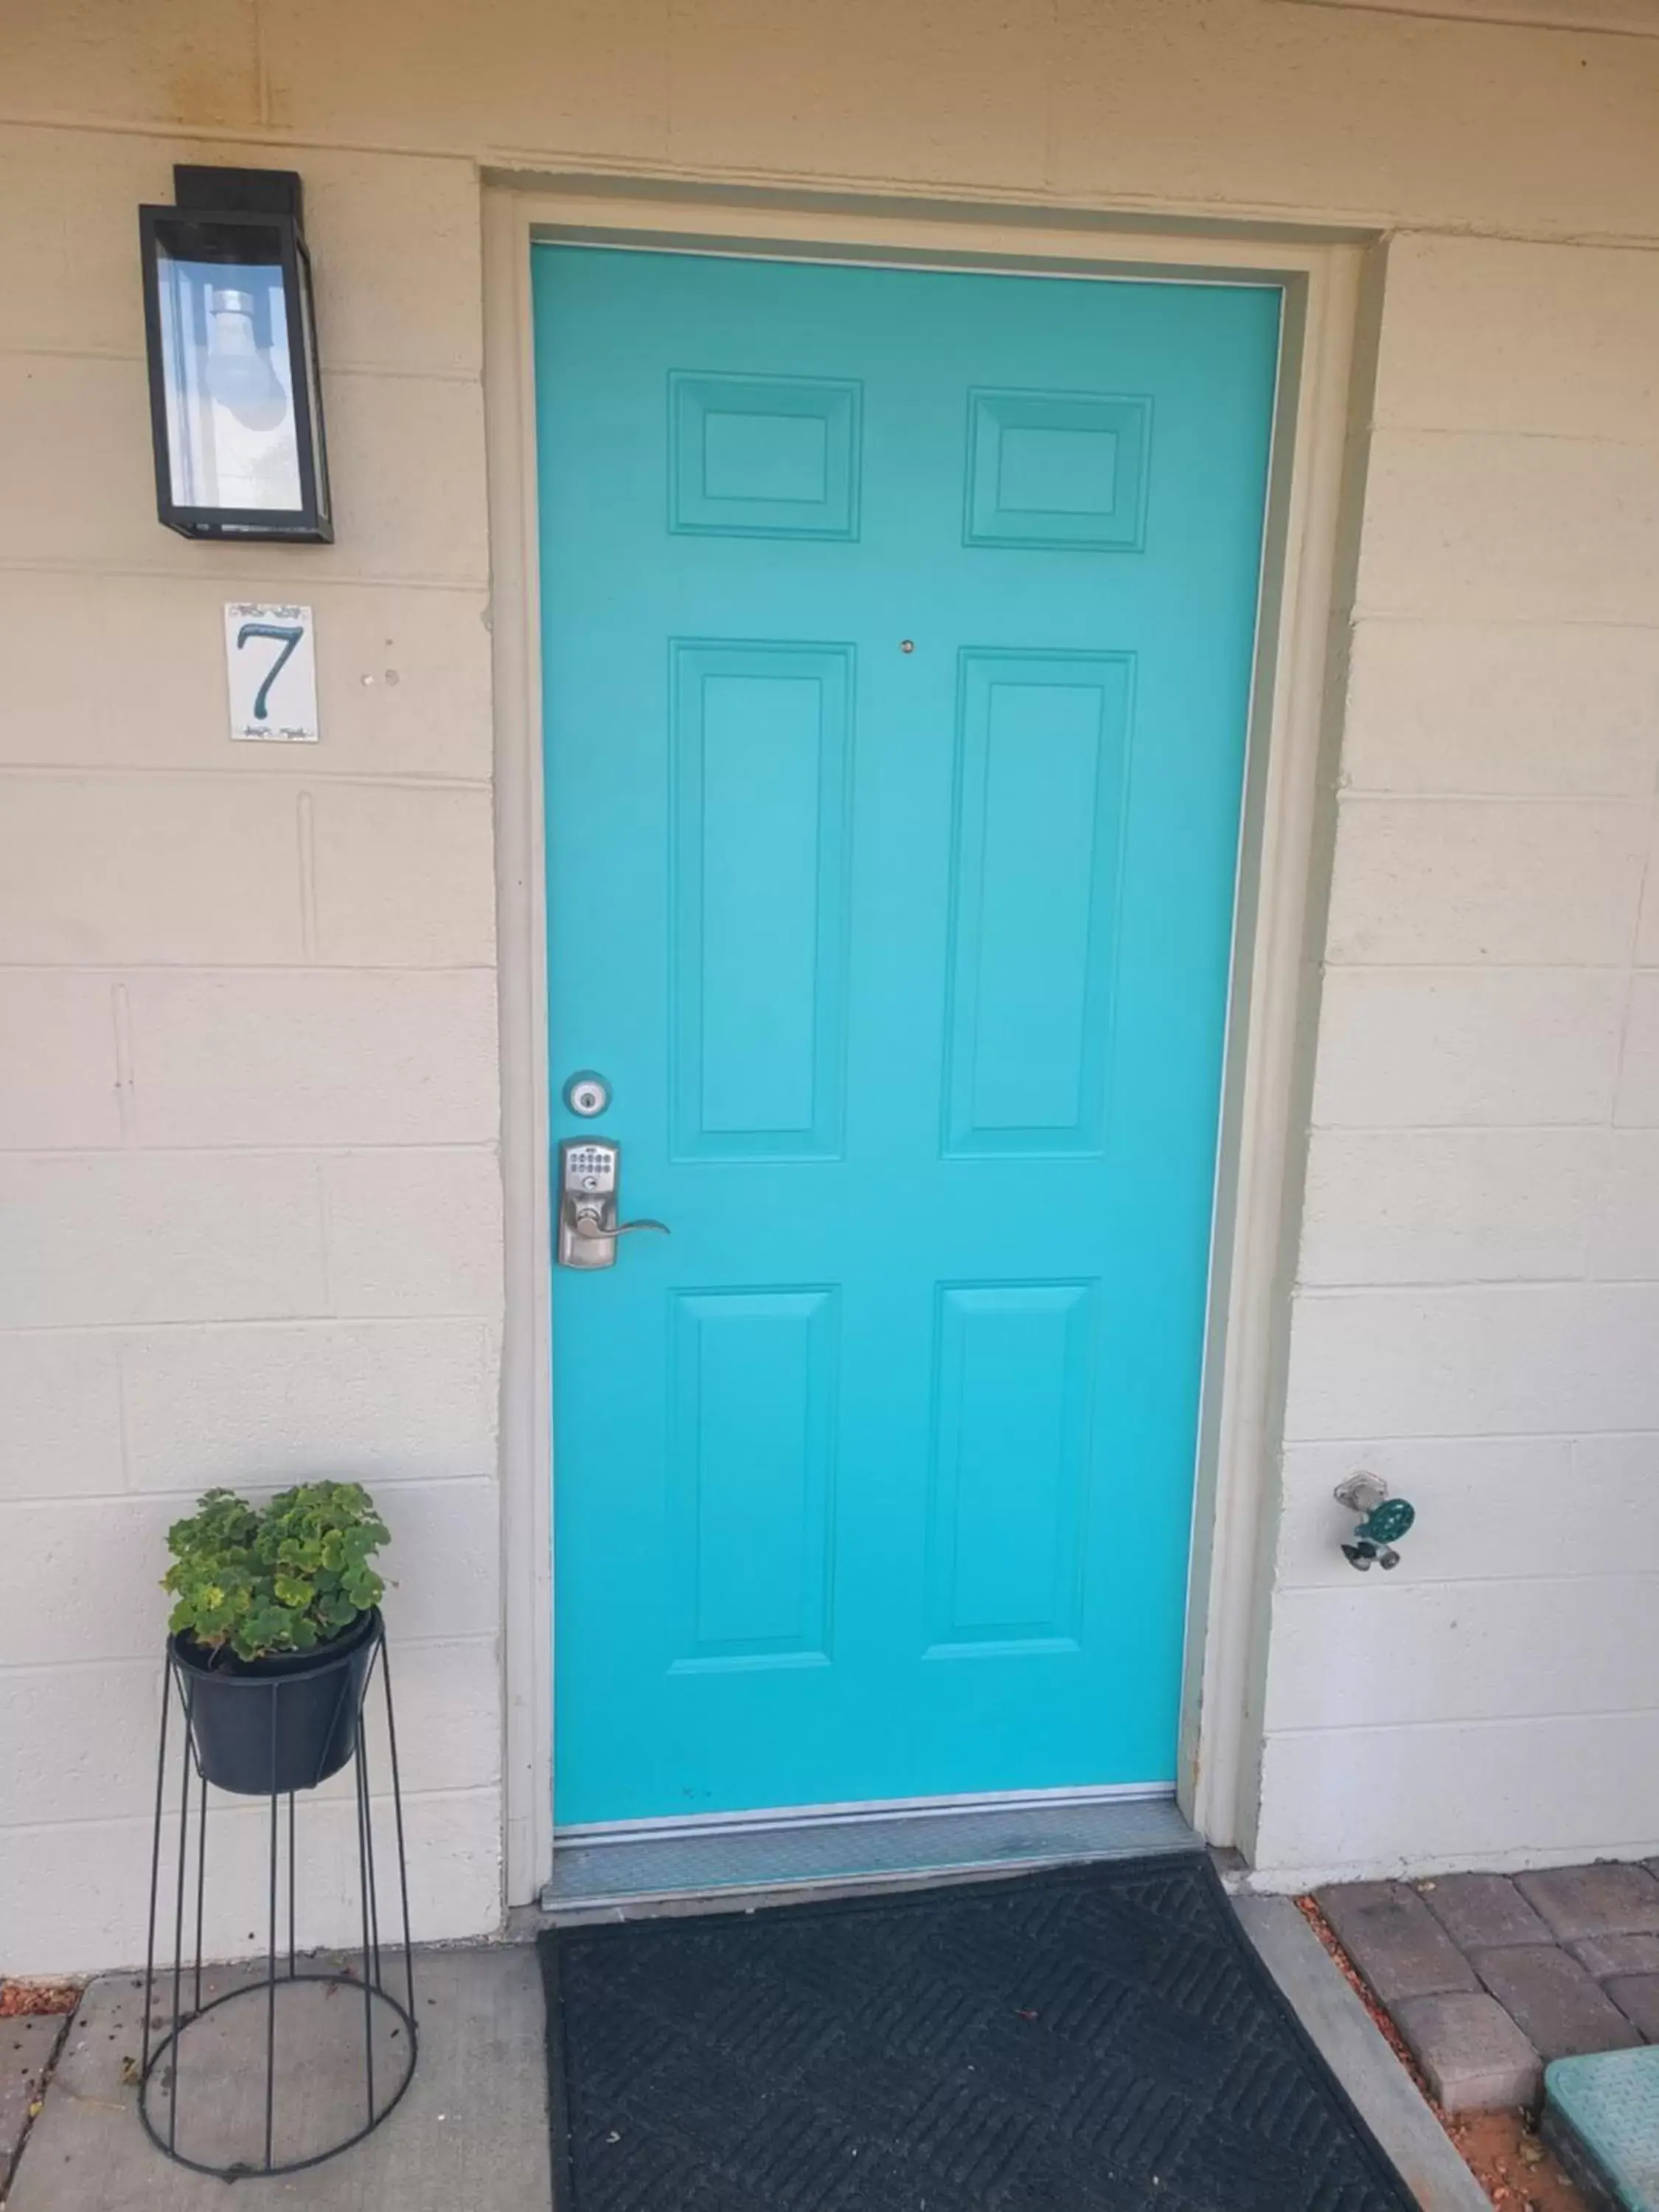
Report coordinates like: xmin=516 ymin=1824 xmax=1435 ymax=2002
xmin=4 ymin=1948 xmax=551 ymax=2212
xmin=7 ymin=1890 xmax=1484 ymax=2212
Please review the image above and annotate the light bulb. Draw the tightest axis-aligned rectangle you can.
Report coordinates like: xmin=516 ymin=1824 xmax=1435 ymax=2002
xmin=201 ymin=286 xmax=288 ymax=429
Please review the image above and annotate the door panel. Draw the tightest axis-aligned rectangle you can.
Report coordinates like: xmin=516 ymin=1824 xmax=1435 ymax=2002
xmin=667 ymin=1287 xmax=837 ymax=1669
xmin=925 ymin=1281 xmax=1095 ymax=1654
xmin=536 ymin=246 xmax=1279 ymax=1826
xmin=670 ymin=642 xmax=852 ymax=1158
xmin=944 ymin=652 xmax=1130 ymax=1153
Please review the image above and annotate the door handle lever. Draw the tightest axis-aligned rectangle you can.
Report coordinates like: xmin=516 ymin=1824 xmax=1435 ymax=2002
xmin=572 ymin=1206 xmax=669 ymax=1241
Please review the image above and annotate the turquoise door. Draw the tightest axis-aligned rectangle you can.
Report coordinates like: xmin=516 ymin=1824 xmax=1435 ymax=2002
xmin=536 ymin=246 xmax=1278 ymax=1827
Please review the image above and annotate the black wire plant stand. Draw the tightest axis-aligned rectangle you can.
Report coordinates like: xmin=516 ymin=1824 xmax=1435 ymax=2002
xmin=140 ymin=1611 xmax=418 ymax=2178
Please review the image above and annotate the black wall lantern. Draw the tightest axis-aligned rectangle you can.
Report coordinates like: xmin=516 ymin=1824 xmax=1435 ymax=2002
xmin=139 ymin=167 xmax=332 ymax=542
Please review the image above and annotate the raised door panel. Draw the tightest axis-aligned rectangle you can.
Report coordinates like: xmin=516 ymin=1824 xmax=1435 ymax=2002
xmin=670 ymin=373 xmax=862 ymax=540
xmin=667 ymin=1288 xmax=839 ymax=1672
xmin=964 ymin=389 xmax=1151 ymax=552
xmin=942 ymin=652 xmax=1131 ymax=1156
xmin=925 ymin=1281 xmax=1097 ymax=1655
xmin=670 ymin=642 xmax=852 ymax=1159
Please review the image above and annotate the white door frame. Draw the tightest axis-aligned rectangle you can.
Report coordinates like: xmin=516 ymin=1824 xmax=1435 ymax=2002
xmin=482 ymin=175 xmax=1371 ymax=1905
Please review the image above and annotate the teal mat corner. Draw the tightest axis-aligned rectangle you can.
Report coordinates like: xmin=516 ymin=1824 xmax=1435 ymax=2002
xmin=1545 ymin=2046 xmax=1659 ymax=2212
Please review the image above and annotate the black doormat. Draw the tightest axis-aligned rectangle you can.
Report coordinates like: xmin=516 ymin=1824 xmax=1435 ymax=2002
xmin=538 ymin=1853 xmax=1417 ymax=2211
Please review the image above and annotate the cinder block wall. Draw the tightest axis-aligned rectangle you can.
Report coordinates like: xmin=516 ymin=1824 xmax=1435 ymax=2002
xmin=1 ymin=0 xmax=1656 ymax=1967
xmin=0 ymin=127 xmax=504 ymax=1971
xmin=1256 ymin=233 xmax=1659 ymax=1882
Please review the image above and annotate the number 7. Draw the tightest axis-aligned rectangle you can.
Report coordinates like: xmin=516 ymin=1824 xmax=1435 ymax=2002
xmin=235 ymin=622 xmax=304 ymax=722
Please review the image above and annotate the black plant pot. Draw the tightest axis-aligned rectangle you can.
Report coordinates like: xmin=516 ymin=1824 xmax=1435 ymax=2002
xmin=172 ymin=1607 xmax=381 ymax=1797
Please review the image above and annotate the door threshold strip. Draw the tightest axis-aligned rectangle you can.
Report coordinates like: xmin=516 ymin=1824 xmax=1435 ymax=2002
xmin=541 ymin=1790 xmax=1200 ymax=1918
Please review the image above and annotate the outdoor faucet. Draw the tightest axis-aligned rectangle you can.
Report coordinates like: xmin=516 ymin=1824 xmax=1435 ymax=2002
xmin=1334 ymin=1471 xmax=1416 ymax=1571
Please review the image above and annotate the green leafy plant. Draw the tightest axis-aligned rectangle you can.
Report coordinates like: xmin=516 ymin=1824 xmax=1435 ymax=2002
xmin=163 ymin=1481 xmax=390 ymax=1663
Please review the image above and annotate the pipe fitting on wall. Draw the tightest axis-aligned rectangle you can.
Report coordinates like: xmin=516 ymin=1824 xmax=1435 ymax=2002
xmin=1334 ymin=1472 xmax=1416 ymax=1572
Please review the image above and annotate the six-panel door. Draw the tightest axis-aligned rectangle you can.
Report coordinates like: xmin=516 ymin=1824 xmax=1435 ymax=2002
xmin=535 ymin=246 xmax=1279 ymax=1826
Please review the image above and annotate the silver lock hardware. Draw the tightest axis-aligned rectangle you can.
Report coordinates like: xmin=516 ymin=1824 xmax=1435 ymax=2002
xmin=563 ymin=1071 xmax=611 ymax=1119
xmin=556 ymin=1138 xmax=669 ymax=1269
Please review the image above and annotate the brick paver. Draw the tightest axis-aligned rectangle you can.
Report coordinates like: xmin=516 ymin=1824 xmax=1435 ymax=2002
xmin=1391 ymin=1992 xmax=1543 ymax=2113
xmin=1571 ymin=1933 xmax=1659 ymax=1981
xmin=1319 ymin=1860 xmax=1659 ymax=2121
xmin=1315 ymin=1881 xmax=1479 ymax=2005
xmin=1419 ymin=1874 xmax=1550 ymax=1952
xmin=1605 ymin=1975 xmax=1659 ymax=2042
xmin=1515 ymin=1863 xmax=1659 ymax=1942
xmin=1472 ymin=1944 xmax=1644 ymax=2063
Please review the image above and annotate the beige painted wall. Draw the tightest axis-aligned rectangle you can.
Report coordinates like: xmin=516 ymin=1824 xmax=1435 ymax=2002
xmin=1 ymin=0 xmax=1656 ymax=1969
xmin=0 ymin=120 xmax=504 ymax=1972
xmin=1255 ymin=228 xmax=1659 ymax=1882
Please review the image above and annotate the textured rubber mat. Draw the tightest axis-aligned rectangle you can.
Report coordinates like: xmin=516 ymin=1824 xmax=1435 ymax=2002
xmin=539 ymin=1853 xmax=1417 ymax=2211
xmin=1544 ymin=2045 xmax=1659 ymax=2211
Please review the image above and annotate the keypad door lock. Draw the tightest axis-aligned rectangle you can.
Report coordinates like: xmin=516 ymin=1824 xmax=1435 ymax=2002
xmin=557 ymin=1138 xmax=669 ymax=1270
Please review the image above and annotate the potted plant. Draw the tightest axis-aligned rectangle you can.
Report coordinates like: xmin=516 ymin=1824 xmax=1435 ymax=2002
xmin=163 ymin=1481 xmax=391 ymax=1796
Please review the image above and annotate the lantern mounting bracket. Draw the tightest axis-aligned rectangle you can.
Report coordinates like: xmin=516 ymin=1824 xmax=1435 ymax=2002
xmin=175 ymin=166 xmax=303 ymax=220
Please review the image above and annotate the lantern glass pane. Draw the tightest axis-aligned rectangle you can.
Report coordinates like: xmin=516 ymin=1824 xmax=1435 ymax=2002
xmin=154 ymin=234 xmax=303 ymax=514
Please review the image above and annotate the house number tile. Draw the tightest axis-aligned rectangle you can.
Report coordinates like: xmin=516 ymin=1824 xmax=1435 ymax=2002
xmin=224 ymin=601 xmax=319 ymax=742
